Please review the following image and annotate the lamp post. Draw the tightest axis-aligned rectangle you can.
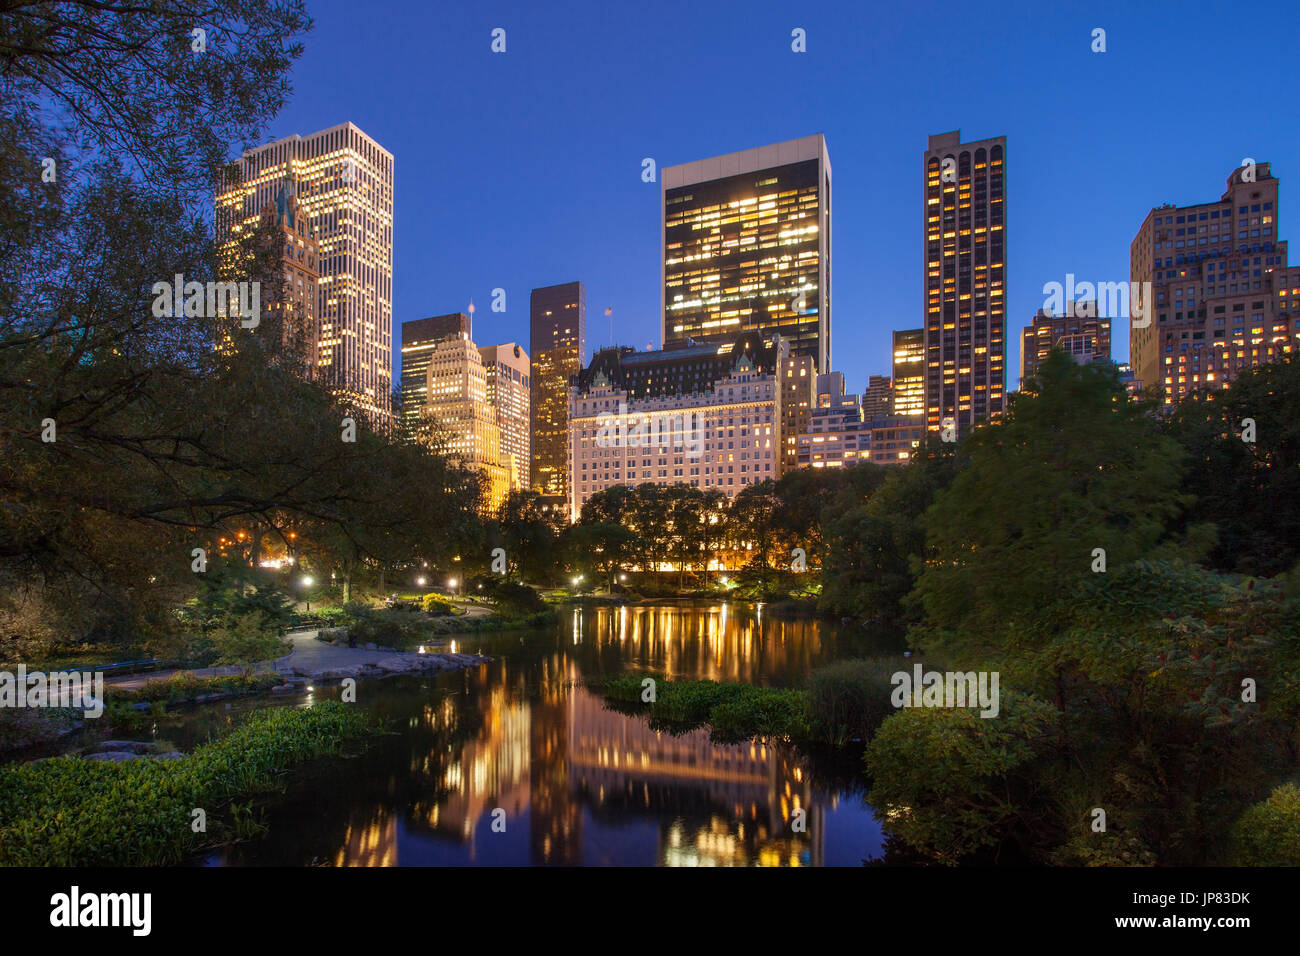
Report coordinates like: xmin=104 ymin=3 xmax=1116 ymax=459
xmin=301 ymin=575 xmax=314 ymax=612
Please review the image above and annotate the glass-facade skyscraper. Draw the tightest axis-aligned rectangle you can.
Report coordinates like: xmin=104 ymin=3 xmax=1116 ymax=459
xmin=662 ymin=135 xmax=831 ymax=375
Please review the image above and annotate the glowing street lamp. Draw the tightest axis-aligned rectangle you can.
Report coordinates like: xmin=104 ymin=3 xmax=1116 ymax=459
xmin=301 ymin=575 xmax=314 ymax=612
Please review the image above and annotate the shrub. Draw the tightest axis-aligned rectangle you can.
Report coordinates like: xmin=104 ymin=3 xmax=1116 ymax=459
xmin=1230 ymin=783 xmax=1300 ymax=866
xmin=0 ymin=702 xmax=369 ymax=866
xmin=864 ymin=691 xmax=1059 ymax=864
xmin=486 ymin=580 xmax=546 ymax=615
xmin=420 ymin=593 xmax=454 ymax=616
xmin=207 ymin=610 xmax=290 ymax=672
xmin=806 ymin=658 xmax=904 ymax=745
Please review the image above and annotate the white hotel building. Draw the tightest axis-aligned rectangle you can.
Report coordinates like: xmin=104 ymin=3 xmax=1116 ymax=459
xmin=567 ymin=333 xmax=789 ymax=521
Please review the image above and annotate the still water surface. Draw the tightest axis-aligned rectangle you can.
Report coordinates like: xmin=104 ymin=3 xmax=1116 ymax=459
xmin=173 ymin=603 xmax=901 ymax=865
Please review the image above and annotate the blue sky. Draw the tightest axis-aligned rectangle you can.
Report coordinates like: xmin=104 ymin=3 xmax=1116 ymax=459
xmin=260 ymin=0 xmax=1299 ymax=392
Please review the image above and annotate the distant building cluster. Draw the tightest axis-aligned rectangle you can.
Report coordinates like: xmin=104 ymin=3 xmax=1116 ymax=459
xmin=214 ymin=120 xmax=1298 ymax=523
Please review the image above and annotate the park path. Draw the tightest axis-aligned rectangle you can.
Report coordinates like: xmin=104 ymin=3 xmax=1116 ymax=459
xmin=101 ymin=628 xmax=489 ymax=691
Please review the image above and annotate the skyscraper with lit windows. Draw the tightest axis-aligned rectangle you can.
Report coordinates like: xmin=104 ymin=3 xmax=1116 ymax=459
xmin=662 ymin=135 xmax=831 ymax=374
xmin=216 ymin=122 xmax=395 ymax=429
xmin=891 ymin=327 xmax=926 ymax=419
xmin=922 ymin=131 xmax=1006 ymax=437
xmin=1129 ymin=162 xmax=1299 ymax=406
xmin=530 ymin=282 xmax=586 ymax=502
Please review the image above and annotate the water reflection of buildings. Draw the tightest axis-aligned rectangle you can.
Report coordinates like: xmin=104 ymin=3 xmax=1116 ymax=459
xmin=588 ymin=603 xmax=827 ymax=686
xmin=334 ymin=604 xmax=841 ymax=866
xmin=566 ymin=679 xmax=824 ymax=866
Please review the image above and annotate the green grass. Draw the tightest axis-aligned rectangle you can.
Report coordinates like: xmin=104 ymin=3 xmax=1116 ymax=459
xmin=104 ymin=672 xmax=285 ymax=705
xmin=600 ymin=674 xmax=810 ymax=741
xmin=599 ymin=658 xmax=917 ymax=746
xmin=0 ymin=702 xmax=369 ymax=866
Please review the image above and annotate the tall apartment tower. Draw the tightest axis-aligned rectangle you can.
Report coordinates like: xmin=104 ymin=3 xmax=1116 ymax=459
xmin=779 ymin=353 xmax=816 ymax=472
xmin=891 ymin=328 xmax=925 ymax=418
xmin=663 ymin=135 xmax=832 ymax=374
xmin=216 ymin=122 xmax=395 ymax=429
xmin=922 ymin=131 xmax=1006 ymax=437
xmin=399 ymin=313 xmax=470 ymax=440
xmin=530 ymin=282 xmax=586 ymax=502
xmin=862 ymin=374 xmax=893 ymax=420
xmin=479 ymin=343 xmax=531 ymax=491
xmin=1130 ymin=162 xmax=1300 ymax=407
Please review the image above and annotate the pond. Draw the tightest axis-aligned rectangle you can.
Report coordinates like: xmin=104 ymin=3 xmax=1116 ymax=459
xmin=53 ymin=603 xmax=905 ymax=866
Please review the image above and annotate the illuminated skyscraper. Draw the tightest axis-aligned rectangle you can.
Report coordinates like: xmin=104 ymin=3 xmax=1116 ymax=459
xmin=479 ymin=343 xmax=531 ymax=491
xmin=891 ymin=328 xmax=925 ymax=418
xmin=216 ymin=122 xmax=395 ymax=429
xmin=530 ymin=282 xmax=586 ymax=502
xmin=422 ymin=330 xmax=517 ymax=515
xmin=922 ymin=131 xmax=1006 ymax=437
xmin=400 ymin=313 xmax=470 ymax=440
xmin=663 ymin=135 xmax=831 ymax=374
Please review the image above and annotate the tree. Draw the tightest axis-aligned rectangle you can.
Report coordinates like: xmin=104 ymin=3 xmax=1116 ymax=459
xmin=566 ymin=522 xmax=636 ymax=593
xmin=728 ymin=480 xmax=778 ymax=581
xmin=662 ymin=484 xmax=705 ymax=589
xmin=0 ymin=2 xmax=486 ymax=656
xmin=1165 ymin=355 xmax=1300 ymax=576
xmin=497 ymin=489 xmax=560 ymax=584
xmin=820 ymin=447 xmax=954 ymax=622
xmin=911 ymin=351 xmax=1190 ymax=664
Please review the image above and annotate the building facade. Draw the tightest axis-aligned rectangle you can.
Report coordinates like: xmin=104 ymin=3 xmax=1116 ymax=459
xmin=399 ymin=313 xmax=470 ymax=440
xmin=891 ymin=328 xmax=925 ymax=418
xmin=252 ymin=183 xmax=319 ymax=369
xmin=1019 ymin=301 xmax=1111 ymax=388
xmin=779 ymin=353 xmax=816 ymax=472
xmin=663 ymin=135 xmax=831 ymax=374
xmin=216 ymin=122 xmax=395 ymax=428
xmin=922 ymin=130 xmax=1006 ymax=438
xmin=797 ymin=375 xmax=869 ymax=469
xmin=421 ymin=331 xmax=521 ymax=514
xmin=865 ymin=417 xmax=925 ymax=465
xmin=530 ymin=282 xmax=587 ymax=502
xmin=862 ymin=374 xmax=893 ymax=420
xmin=568 ymin=333 xmax=788 ymax=520
xmin=1130 ymin=162 xmax=1300 ymax=407
xmin=479 ymin=343 xmax=531 ymax=490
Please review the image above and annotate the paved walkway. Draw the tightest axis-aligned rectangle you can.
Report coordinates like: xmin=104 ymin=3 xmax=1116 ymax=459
xmin=101 ymin=629 xmax=488 ymax=691
xmin=271 ymin=629 xmax=411 ymax=675
xmin=103 ymin=663 xmax=266 ymax=691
